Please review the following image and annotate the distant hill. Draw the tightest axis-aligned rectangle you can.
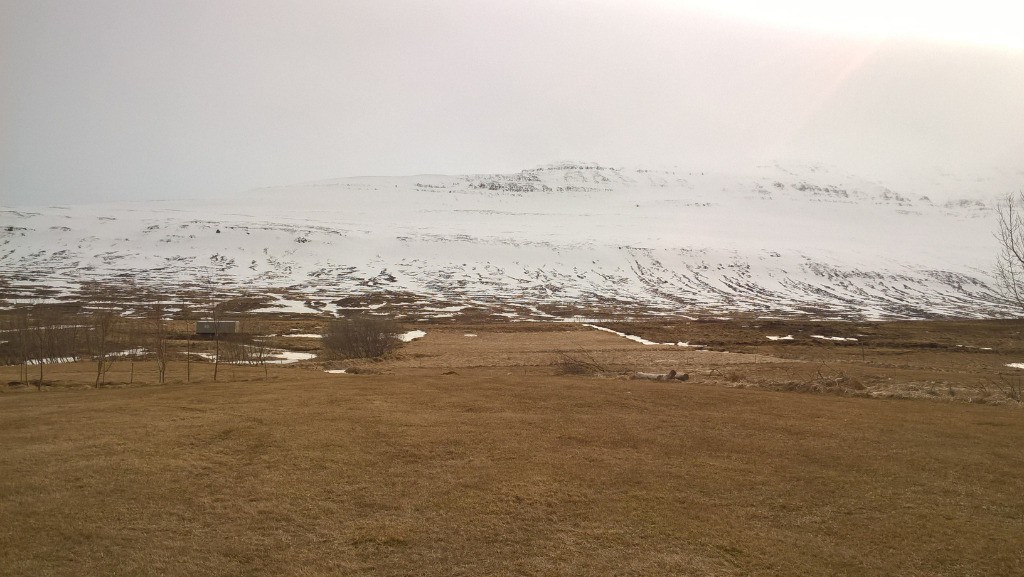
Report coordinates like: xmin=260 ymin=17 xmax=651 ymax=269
xmin=1 ymin=162 xmax=1019 ymax=319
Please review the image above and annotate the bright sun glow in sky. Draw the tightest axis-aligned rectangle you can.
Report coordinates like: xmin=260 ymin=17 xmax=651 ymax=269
xmin=682 ymin=0 xmax=1024 ymax=49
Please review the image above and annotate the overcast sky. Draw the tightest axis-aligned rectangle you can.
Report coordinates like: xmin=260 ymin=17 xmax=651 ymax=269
xmin=2 ymin=0 xmax=1023 ymax=205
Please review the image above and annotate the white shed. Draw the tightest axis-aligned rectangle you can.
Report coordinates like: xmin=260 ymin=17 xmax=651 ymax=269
xmin=195 ymin=320 xmax=239 ymax=335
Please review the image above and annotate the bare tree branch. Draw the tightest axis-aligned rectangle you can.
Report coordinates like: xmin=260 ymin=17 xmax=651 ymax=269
xmin=994 ymin=191 xmax=1024 ymax=311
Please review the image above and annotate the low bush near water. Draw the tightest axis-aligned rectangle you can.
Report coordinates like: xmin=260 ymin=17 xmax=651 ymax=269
xmin=321 ymin=315 xmax=401 ymax=359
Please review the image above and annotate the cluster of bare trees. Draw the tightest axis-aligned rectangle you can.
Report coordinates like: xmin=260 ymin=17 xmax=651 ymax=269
xmin=0 ymin=300 xmax=293 ymax=387
xmin=1 ymin=307 xmax=122 ymax=387
xmin=0 ymin=305 xmax=181 ymax=387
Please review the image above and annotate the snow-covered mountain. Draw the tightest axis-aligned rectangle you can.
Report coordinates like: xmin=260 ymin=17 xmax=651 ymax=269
xmin=1 ymin=162 xmax=1020 ymax=320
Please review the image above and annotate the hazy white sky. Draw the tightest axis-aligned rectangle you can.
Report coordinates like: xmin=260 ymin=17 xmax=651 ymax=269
xmin=2 ymin=0 xmax=1022 ymax=205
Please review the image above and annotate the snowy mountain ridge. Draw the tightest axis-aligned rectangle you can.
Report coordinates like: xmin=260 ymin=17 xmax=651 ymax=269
xmin=1 ymin=162 xmax=1020 ymax=320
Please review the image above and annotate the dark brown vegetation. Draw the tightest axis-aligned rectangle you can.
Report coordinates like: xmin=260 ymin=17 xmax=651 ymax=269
xmin=2 ymin=314 xmax=1024 ymax=576
xmin=322 ymin=315 xmax=401 ymax=360
xmin=600 ymin=317 xmax=1024 ymax=403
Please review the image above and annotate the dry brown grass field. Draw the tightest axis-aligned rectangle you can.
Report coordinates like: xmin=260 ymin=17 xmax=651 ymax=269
xmin=2 ymin=319 xmax=1023 ymax=576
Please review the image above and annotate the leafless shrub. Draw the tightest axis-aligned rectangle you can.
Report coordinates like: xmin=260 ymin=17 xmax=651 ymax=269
xmin=322 ymin=315 xmax=401 ymax=359
xmin=972 ymin=376 xmax=1024 ymax=404
xmin=723 ymin=369 xmax=744 ymax=383
xmin=808 ymin=365 xmax=865 ymax=392
xmin=994 ymin=375 xmax=1023 ymax=402
xmin=217 ymin=331 xmax=272 ymax=375
xmin=554 ymin=349 xmax=607 ymax=375
xmin=217 ymin=338 xmax=253 ymax=365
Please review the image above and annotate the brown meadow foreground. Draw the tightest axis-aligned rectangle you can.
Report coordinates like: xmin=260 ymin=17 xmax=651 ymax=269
xmin=2 ymin=321 xmax=1023 ymax=576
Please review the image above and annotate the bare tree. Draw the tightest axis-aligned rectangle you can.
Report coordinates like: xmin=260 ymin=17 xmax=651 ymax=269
xmin=996 ymin=191 xmax=1024 ymax=311
xmin=30 ymin=306 xmax=72 ymax=389
xmin=997 ymin=192 xmax=1024 ymax=307
xmin=89 ymin=310 xmax=120 ymax=386
xmin=150 ymin=305 xmax=170 ymax=384
xmin=202 ymin=275 xmax=223 ymax=381
xmin=0 ymin=315 xmax=18 ymax=369
xmin=3 ymin=304 xmax=81 ymax=388
xmin=223 ymin=318 xmax=273 ymax=377
xmin=186 ymin=334 xmax=193 ymax=383
xmin=124 ymin=317 xmax=140 ymax=384
xmin=123 ymin=279 xmax=142 ymax=384
xmin=48 ymin=308 xmax=80 ymax=360
xmin=11 ymin=308 xmax=31 ymax=385
xmin=29 ymin=312 xmax=47 ymax=388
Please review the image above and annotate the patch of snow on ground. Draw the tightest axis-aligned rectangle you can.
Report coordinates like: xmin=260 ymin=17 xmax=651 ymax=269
xmin=1 ymin=297 xmax=70 ymax=306
xmin=766 ymin=335 xmax=794 ymax=341
xmin=283 ymin=333 xmax=322 ymax=338
xmin=109 ymin=348 xmax=147 ymax=357
xmin=22 ymin=347 xmax=146 ymax=365
xmin=811 ymin=335 xmax=858 ymax=342
xmin=397 ymin=330 xmax=426 ymax=342
xmin=189 ymin=349 xmax=315 ymax=364
xmin=1006 ymin=363 xmax=1024 ymax=369
xmin=585 ymin=324 xmax=659 ymax=345
xmin=251 ymin=295 xmax=321 ymax=315
xmin=24 ymin=356 xmax=79 ymax=365
xmin=267 ymin=351 xmax=316 ymax=364
xmin=585 ymin=324 xmax=704 ymax=348
xmin=464 ymin=333 xmax=478 ymax=337
xmin=324 ymin=369 xmax=347 ymax=374
xmin=0 ymin=324 xmax=91 ymax=332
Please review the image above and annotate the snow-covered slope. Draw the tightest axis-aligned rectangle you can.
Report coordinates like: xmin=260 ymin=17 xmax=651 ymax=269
xmin=1 ymin=162 xmax=1019 ymax=319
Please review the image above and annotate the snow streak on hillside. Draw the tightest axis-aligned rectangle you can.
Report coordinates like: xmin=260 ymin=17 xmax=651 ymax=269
xmin=1 ymin=163 xmax=1018 ymax=319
